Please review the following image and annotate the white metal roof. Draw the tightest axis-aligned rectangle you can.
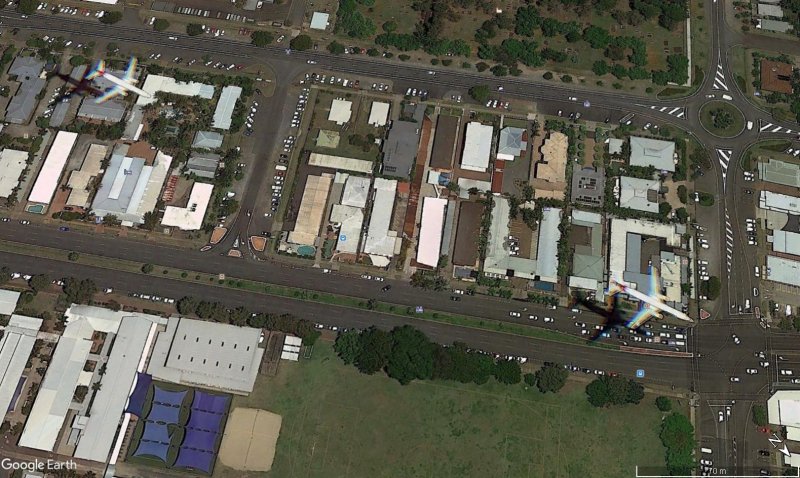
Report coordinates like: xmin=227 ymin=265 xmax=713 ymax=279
xmin=773 ymin=230 xmax=800 ymax=256
xmin=287 ymin=174 xmax=333 ymax=246
xmin=136 ymin=74 xmax=215 ymax=106
xmin=74 ymin=317 xmax=154 ymax=462
xmin=460 ymin=122 xmax=493 ymax=172
xmin=147 ymin=317 xmax=264 ymax=395
xmin=340 ymin=175 xmax=370 ymax=208
xmin=368 ymin=102 xmax=390 ymax=126
xmin=483 ymin=197 xmax=538 ymax=279
xmin=760 ymin=190 xmax=800 ymax=215
xmin=416 ymin=197 xmax=447 ymax=268
xmin=331 ymin=204 xmax=363 ymax=254
xmin=308 ymin=153 xmax=373 ymax=174
xmin=628 ymin=136 xmax=676 ymax=172
xmin=0 ymin=149 xmax=27 ymax=198
xmin=212 ymin=85 xmax=242 ymax=131
xmin=536 ymin=208 xmax=562 ymax=283
xmin=363 ymin=178 xmax=399 ymax=258
xmin=607 ymin=218 xmax=682 ymax=281
xmin=619 ymin=176 xmax=661 ymax=213
xmin=310 ymin=11 xmax=330 ymax=30
xmin=0 ymin=314 xmax=42 ymax=425
xmin=28 ymin=131 xmax=78 ymax=204
xmin=328 ymin=99 xmax=352 ymax=125
xmin=161 ymin=182 xmax=214 ymax=231
xmin=766 ymin=255 xmax=800 ymax=287
xmin=285 ymin=335 xmax=302 ymax=346
xmin=0 ymin=289 xmax=20 ymax=316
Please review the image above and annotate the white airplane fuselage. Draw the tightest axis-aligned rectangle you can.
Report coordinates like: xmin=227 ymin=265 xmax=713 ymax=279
xmin=611 ymin=279 xmax=692 ymax=323
xmin=102 ymin=72 xmax=151 ymax=98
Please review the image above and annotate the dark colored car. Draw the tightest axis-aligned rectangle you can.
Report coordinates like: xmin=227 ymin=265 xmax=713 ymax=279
xmin=759 ymin=450 xmax=770 ymax=457
xmin=450 ymin=296 xmax=461 ymax=301
xmin=58 ymin=226 xmax=70 ymax=231
xmin=381 ymin=285 xmax=391 ymax=292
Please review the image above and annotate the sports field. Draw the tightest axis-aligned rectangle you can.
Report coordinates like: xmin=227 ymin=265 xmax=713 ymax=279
xmin=214 ymin=342 xmax=668 ymax=478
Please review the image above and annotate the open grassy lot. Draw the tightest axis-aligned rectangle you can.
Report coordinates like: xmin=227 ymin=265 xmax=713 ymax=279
xmin=303 ymin=89 xmax=385 ymax=162
xmin=214 ymin=342 xmax=668 ymax=478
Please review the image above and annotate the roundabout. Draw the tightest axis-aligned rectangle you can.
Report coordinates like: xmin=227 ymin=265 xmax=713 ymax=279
xmin=699 ymin=101 xmax=746 ymax=138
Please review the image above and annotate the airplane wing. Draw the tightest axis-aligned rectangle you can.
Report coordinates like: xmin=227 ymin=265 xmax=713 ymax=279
xmin=626 ymin=306 xmax=659 ymax=330
xmin=95 ymin=85 xmax=126 ymax=104
xmin=123 ymin=57 xmax=138 ymax=82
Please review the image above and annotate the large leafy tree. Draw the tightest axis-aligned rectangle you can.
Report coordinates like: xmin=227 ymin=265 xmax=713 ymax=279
xmin=354 ymin=326 xmax=392 ymax=374
xmin=251 ymin=31 xmax=274 ymax=47
xmin=334 ymin=329 xmax=363 ymax=365
xmin=493 ymin=359 xmax=522 ymax=384
xmin=385 ymin=326 xmax=435 ymax=384
xmin=289 ymin=34 xmax=313 ymax=51
xmin=535 ymin=363 xmax=568 ymax=393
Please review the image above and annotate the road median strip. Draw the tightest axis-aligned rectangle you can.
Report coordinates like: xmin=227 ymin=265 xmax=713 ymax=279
xmin=0 ymin=239 xmax=618 ymax=351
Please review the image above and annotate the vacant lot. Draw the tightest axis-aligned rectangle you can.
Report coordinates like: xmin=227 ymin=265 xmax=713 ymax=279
xmin=214 ymin=342 xmax=667 ymax=478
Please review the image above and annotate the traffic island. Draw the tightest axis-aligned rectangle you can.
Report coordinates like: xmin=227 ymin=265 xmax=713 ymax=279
xmin=699 ymin=101 xmax=746 ymax=138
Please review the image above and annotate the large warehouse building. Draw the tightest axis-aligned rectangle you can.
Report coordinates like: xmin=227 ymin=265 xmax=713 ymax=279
xmin=416 ymin=197 xmax=448 ymax=268
xmin=28 ymin=131 xmax=79 ymax=206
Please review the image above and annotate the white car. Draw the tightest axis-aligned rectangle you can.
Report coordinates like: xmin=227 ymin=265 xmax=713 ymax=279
xmin=746 ymin=368 xmax=758 ymax=375
xmin=528 ymin=315 xmax=538 ymax=320
xmin=732 ymin=334 xmax=741 ymax=345
xmin=453 ymin=289 xmax=465 ymax=295
xmin=781 ymin=369 xmax=794 ymax=376
xmin=543 ymin=317 xmax=554 ymax=323
xmin=730 ymin=376 xmax=740 ymax=383
xmin=717 ymin=411 xmax=724 ymax=422
xmin=509 ymin=312 xmax=521 ymax=318
xmin=103 ymin=288 xmax=113 ymax=294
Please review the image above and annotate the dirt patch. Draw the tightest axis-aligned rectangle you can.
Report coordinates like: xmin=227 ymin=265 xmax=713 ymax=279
xmin=250 ymin=235 xmax=266 ymax=252
xmin=210 ymin=227 xmax=227 ymax=244
xmin=218 ymin=407 xmax=282 ymax=472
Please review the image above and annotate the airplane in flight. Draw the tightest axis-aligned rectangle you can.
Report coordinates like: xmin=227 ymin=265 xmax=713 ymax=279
xmin=85 ymin=57 xmax=151 ymax=103
xmin=605 ymin=267 xmax=693 ymax=329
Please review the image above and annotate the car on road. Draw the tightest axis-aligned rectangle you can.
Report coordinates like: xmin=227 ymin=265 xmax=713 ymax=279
xmin=792 ymin=378 xmax=800 ymax=384
xmin=382 ymin=285 xmax=392 ymax=292
xmin=307 ymin=60 xmax=317 ymax=64
xmin=732 ymin=334 xmax=741 ymax=344
xmin=58 ymin=226 xmax=69 ymax=231
xmin=781 ymin=369 xmax=794 ymax=376
xmin=450 ymin=296 xmax=461 ymax=301
xmin=700 ymin=459 xmax=713 ymax=466
xmin=508 ymin=311 xmax=521 ymax=318
xmin=760 ymin=361 xmax=770 ymax=367
xmin=528 ymin=315 xmax=538 ymax=320
xmin=730 ymin=376 xmax=740 ymax=382
xmin=722 ymin=94 xmax=733 ymax=100
xmin=574 ymin=322 xmax=586 ymax=328
xmin=746 ymin=368 xmax=758 ymax=375
xmin=103 ymin=288 xmax=113 ymax=294
xmin=759 ymin=450 xmax=770 ymax=457
xmin=543 ymin=317 xmax=554 ymax=323
xmin=20 ymin=220 xmax=29 ymax=225
xmin=753 ymin=287 xmax=759 ymax=297
xmin=747 ymin=120 xmax=754 ymax=130
xmin=453 ymin=289 xmax=465 ymax=295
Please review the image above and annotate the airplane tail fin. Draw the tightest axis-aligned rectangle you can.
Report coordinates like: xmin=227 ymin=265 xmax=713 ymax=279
xmin=86 ymin=60 xmax=105 ymax=80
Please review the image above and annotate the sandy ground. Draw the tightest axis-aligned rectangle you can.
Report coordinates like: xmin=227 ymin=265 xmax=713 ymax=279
xmin=218 ymin=407 xmax=282 ymax=472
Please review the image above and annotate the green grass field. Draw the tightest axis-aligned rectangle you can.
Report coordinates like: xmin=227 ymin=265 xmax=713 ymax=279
xmin=214 ymin=342 xmax=668 ymax=478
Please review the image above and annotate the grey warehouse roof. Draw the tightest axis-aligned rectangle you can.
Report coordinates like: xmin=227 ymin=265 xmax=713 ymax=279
xmin=382 ymin=120 xmax=419 ymax=179
xmin=629 ymin=136 xmax=676 ymax=172
xmin=496 ymin=126 xmax=527 ymax=159
xmin=212 ymin=85 xmax=242 ymax=130
xmin=6 ymin=57 xmax=46 ymax=125
xmin=193 ymin=130 xmax=224 ymax=150
xmin=187 ymin=153 xmax=221 ymax=179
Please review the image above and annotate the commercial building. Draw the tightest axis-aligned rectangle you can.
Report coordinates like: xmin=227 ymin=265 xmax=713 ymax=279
xmin=773 ymin=230 xmax=800 ymax=256
xmin=212 ymin=85 xmax=242 ymax=130
xmin=759 ymin=18 xmax=792 ymax=32
xmin=571 ymin=166 xmax=605 ymax=207
xmin=760 ymin=60 xmax=794 ymax=94
xmin=0 ymin=149 xmax=28 ymax=198
xmin=328 ymin=99 xmax=352 ymax=125
xmin=6 ymin=56 xmax=46 ymax=124
xmin=569 ymin=210 xmax=605 ymax=294
xmin=496 ymin=126 xmax=527 ymax=161
xmin=310 ymin=11 xmax=330 ymax=30
xmin=0 ymin=289 xmax=20 ymax=315
xmin=363 ymin=178 xmax=399 ymax=265
xmin=768 ymin=390 xmax=800 ymax=443
xmin=460 ymin=122 xmax=493 ymax=172
xmin=759 ymin=158 xmax=800 ymax=187
xmin=608 ymin=138 xmax=625 ymax=156
xmin=760 ymin=191 xmax=800 ymax=215
xmin=416 ymin=197 xmax=448 ymax=268
xmin=368 ymin=101 xmax=390 ymax=126
xmin=309 ymin=153 xmax=373 ymax=174
xmin=187 ymin=153 xmax=221 ymax=179
xmin=91 ymin=146 xmax=173 ymax=225
xmin=147 ymin=316 xmax=264 ymax=395
xmin=533 ymin=131 xmax=568 ymax=199
xmin=628 ymin=136 xmax=676 ymax=172
xmin=0 ymin=315 xmax=42 ymax=426
xmin=766 ymin=255 xmax=800 ymax=287
xmin=74 ymin=66 xmax=127 ymax=123
xmin=28 ymin=131 xmax=79 ymax=206
xmin=161 ymin=182 xmax=214 ymax=231
xmin=536 ymin=208 xmax=562 ymax=283
xmin=758 ymin=3 xmax=784 ymax=17
xmin=430 ymin=115 xmax=459 ymax=170
xmin=19 ymin=305 xmax=164 ymax=455
xmin=483 ymin=197 xmax=538 ymax=279
xmin=618 ymin=176 xmax=661 ymax=213
xmin=382 ymin=120 xmax=419 ymax=179
xmin=340 ymin=174 xmax=370 ymax=208
xmin=452 ymin=201 xmax=484 ymax=267
xmin=137 ymin=74 xmax=215 ymax=106
xmin=66 ymin=144 xmax=107 ymax=207
xmin=331 ymin=204 xmax=364 ymax=254
xmin=287 ymin=174 xmax=333 ymax=247
xmin=192 ymin=130 xmax=224 ymax=150
xmin=122 ymin=106 xmax=145 ymax=141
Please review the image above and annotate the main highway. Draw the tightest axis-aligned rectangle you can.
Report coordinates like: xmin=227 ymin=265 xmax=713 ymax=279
xmin=1 ymin=1 xmax=798 ymax=472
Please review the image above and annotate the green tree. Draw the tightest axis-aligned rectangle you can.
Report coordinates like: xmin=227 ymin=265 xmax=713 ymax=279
xmin=29 ymin=274 xmax=49 ymax=293
xmin=712 ymin=108 xmax=734 ymax=129
xmin=289 ymin=34 xmax=313 ymax=51
xmin=102 ymin=214 xmax=121 ymax=227
xmin=69 ymin=55 xmax=87 ymax=67
xmin=660 ymin=412 xmax=696 ymax=475
xmin=523 ymin=373 xmax=537 ymax=387
xmin=186 ymin=23 xmax=204 ymax=36
xmin=493 ymin=359 xmax=521 ymax=384
xmin=176 ymin=296 xmax=198 ymax=315
xmin=63 ymin=278 xmax=97 ymax=304
xmin=67 ymin=251 xmax=79 ymax=262
xmin=382 ymin=20 xmax=397 ymax=32
xmin=583 ymin=25 xmax=611 ymax=49
xmin=18 ymin=0 xmax=37 ymax=15
xmin=656 ymin=396 xmax=673 ymax=412
xmin=141 ymin=211 xmax=159 ymax=231
xmin=355 ymin=326 xmax=392 ymax=374
xmin=141 ymin=263 xmax=154 ymax=274
xmin=468 ymin=84 xmax=490 ymax=103
xmin=592 ymin=60 xmax=610 ymax=76
xmin=543 ymin=71 xmax=554 ymax=80
xmin=752 ymin=404 xmax=768 ymax=427
xmin=153 ymin=18 xmax=170 ymax=32
xmin=385 ymin=325 xmax=435 ymax=384
xmin=327 ymin=41 xmax=346 ymax=55
xmin=251 ymin=31 xmax=274 ymax=46
xmin=536 ymin=363 xmax=568 ymax=393
xmin=99 ymin=11 xmax=123 ymax=24
xmin=0 ymin=267 xmax=10 ymax=284
xmin=334 ymin=329 xmax=363 ymax=365
xmin=703 ymin=276 xmax=722 ymax=300
xmin=659 ymin=202 xmax=672 ymax=217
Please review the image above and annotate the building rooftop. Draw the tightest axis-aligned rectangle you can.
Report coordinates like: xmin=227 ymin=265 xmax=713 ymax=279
xmin=760 ymin=59 xmax=794 ymax=94
xmin=328 ymin=99 xmax=352 ymax=125
xmin=0 ymin=149 xmax=28 ymax=198
xmin=759 ymin=18 xmax=792 ymax=32
xmin=147 ymin=316 xmax=264 ymax=395
xmin=28 ymin=131 xmax=79 ymax=205
xmin=67 ymin=144 xmax=107 ymax=207
xmin=6 ymin=57 xmax=46 ymax=124
xmin=330 ymin=204 xmax=363 ymax=254
xmin=460 ymin=122 xmax=493 ymax=172
xmin=363 ymin=178 xmax=399 ymax=262
xmin=536 ymin=132 xmax=568 ymax=183
xmin=287 ymin=174 xmax=333 ymax=246
xmin=766 ymin=255 xmax=800 ymax=287
xmin=483 ymin=197 xmax=539 ymax=280
xmin=340 ymin=174 xmax=370 ymax=208
xmin=416 ymin=197 xmax=448 ymax=268
xmin=452 ymin=201 xmax=484 ymax=267
xmin=773 ymin=230 xmax=800 ymax=256
xmin=430 ymin=115 xmax=459 ymax=170
xmin=760 ymin=190 xmax=800 ymax=215
xmin=608 ymin=138 xmax=624 ymax=156
xmin=571 ymin=166 xmax=605 ymax=207
xmin=0 ymin=289 xmax=20 ymax=316
xmin=368 ymin=101 xmax=390 ymax=126
xmin=759 ymin=157 xmax=800 ymax=186
xmin=77 ymin=97 xmax=127 ymax=123
xmin=758 ymin=3 xmax=784 ymax=17
xmin=161 ymin=182 xmax=214 ymax=231
xmin=137 ymin=74 xmax=215 ymax=106
xmin=619 ymin=176 xmax=661 ymax=213
xmin=382 ymin=120 xmax=419 ymax=179
xmin=536 ymin=208 xmax=562 ymax=283
xmin=310 ymin=11 xmax=330 ymax=30
xmin=192 ymin=130 xmax=224 ymax=150
xmin=308 ymin=153 xmax=373 ymax=174
xmin=496 ymin=126 xmax=527 ymax=161
xmin=0 ymin=315 xmax=42 ymax=426
xmin=607 ymin=218 xmax=683 ymax=283
xmin=212 ymin=85 xmax=242 ymax=130
xmin=187 ymin=153 xmax=221 ymax=179
xmin=629 ymin=136 xmax=676 ymax=172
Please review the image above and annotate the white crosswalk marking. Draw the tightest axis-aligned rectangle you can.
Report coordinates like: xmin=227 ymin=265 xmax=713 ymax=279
xmin=636 ymin=104 xmax=686 ymax=119
xmin=724 ymin=212 xmax=734 ymax=276
xmin=760 ymin=120 xmax=796 ymax=134
xmin=713 ymin=63 xmax=729 ymax=91
xmin=717 ymin=149 xmax=732 ymax=192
